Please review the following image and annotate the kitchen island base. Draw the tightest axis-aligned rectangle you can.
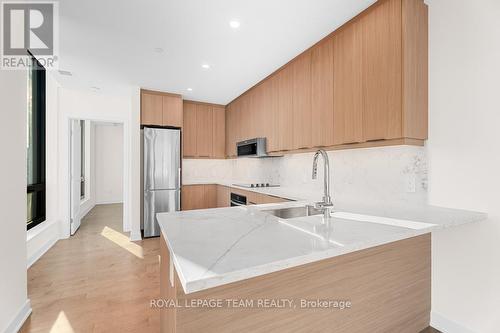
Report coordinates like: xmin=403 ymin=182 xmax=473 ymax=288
xmin=160 ymin=233 xmax=430 ymax=333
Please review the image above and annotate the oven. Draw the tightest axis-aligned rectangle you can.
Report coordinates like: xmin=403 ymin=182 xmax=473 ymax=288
xmin=230 ymin=192 xmax=247 ymax=206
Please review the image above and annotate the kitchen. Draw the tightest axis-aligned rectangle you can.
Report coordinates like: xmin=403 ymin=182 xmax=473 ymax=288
xmin=2 ymin=0 xmax=499 ymax=332
xmin=139 ymin=0 xmax=484 ymax=332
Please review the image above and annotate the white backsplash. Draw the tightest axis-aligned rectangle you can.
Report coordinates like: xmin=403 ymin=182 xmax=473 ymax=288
xmin=183 ymin=145 xmax=428 ymax=205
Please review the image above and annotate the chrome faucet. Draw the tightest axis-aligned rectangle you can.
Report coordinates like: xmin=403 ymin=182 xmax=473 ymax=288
xmin=312 ymin=149 xmax=333 ymax=218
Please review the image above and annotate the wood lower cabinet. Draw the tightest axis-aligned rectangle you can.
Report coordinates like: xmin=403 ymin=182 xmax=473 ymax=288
xmin=183 ymin=101 xmax=225 ymax=159
xmin=216 ymin=185 xmax=230 ymax=208
xmin=141 ymin=90 xmax=183 ymax=127
xmin=181 ymin=185 xmax=217 ymax=211
xmin=182 ymin=185 xmax=290 ymax=210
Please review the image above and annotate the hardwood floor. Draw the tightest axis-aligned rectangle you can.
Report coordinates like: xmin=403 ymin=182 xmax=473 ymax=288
xmin=20 ymin=204 xmax=160 ymax=333
xmin=19 ymin=203 xmax=440 ymax=333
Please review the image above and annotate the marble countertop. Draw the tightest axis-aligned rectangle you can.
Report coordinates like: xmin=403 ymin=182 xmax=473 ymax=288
xmin=157 ymin=200 xmax=487 ymax=294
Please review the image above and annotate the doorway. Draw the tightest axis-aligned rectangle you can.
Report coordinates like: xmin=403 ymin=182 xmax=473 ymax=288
xmin=69 ymin=119 xmax=124 ymax=235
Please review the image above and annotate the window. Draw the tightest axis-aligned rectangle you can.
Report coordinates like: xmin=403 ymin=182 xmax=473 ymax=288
xmin=27 ymin=52 xmax=46 ymax=230
xmin=80 ymin=120 xmax=85 ymax=199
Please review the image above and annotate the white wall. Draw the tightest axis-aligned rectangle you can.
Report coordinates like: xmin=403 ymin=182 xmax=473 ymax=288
xmin=183 ymin=145 xmax=427 ymax=205
xmin=427 ymin=1 xmax=500 ymax=332
xmin=0 ymin=71 xmax=31 ymax=332
xmin=94 ymin=122 xmax=124 ymax=204
xmin=57 ymin=87 xmax=141 ymax=240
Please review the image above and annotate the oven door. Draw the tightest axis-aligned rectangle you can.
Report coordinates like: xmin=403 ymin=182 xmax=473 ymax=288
xmin=230 ymin=193 xmax=247 ymax=206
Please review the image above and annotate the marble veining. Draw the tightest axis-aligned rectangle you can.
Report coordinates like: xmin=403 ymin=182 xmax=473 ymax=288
xmin=157 ymin=200 xmax=487 ymax=294
xmin=183 ymin=145 xmax=428 ymax=206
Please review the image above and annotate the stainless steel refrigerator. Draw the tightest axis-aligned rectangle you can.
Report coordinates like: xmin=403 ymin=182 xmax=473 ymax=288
xmin=143 ymin=127 xmax=181 ymax=237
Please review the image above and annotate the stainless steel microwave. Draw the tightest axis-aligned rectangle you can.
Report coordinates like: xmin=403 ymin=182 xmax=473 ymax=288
xmin=236 ymin=138 xmax=267 ymax=157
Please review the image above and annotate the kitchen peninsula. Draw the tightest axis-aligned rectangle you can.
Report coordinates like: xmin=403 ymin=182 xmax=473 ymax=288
xmin=157 ymin=200 xmax=486 ymax=332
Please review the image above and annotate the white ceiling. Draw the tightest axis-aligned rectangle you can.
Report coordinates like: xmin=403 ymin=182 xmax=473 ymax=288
xmin=55 ymin=0 xmax=376 ymax=104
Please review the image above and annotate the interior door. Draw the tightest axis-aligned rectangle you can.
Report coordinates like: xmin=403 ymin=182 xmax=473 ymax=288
xmin=70 ymin=119 xmax=82 ymax=235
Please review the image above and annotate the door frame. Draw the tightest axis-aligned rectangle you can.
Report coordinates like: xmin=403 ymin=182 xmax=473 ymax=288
xmin=65 ymin=117 xmax=129 ymax=238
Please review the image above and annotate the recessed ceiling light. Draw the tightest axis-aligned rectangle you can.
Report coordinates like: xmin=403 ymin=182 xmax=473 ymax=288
xmin=154 ymin=47 xmax=164 ymax=54
xmin=58 ymin=70 xmax=72 ymax=76
xmin=229 ymin=20 xmax=240 ymax=29
xmin=201 ymin=64 xmax=210 ymax=70
xmin=187 ymin=88 xmax=193 ymax=92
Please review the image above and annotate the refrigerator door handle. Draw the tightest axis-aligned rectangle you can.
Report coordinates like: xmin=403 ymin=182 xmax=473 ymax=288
xmin=177 ymin=189 xmax=181 ymax=211
xmin=177 ymin=167 xmax=181 ymax=190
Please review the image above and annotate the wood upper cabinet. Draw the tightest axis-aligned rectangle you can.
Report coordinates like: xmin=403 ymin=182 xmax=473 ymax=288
xmin=141 ymin=90 xmax=182 ymax=127
xmin=292 ymin=50 xmax=312 ymax=150
xmin=333 ymin=20 xmax=363 ymax=144
xmin=225 ymin=104 xmax=236 ymax=157
xmin=311 ymin=37 xmax=335 ymax=147
xmin=141 ymin=92 xmax=163 ymax=125
xmin=196 ymin=104 xmax=213 ymax=157
xmin=162 ymin=95 xmax=183 ymax=127
xmin=183 ymin=101 xmax=225 ymax=159
xmin=264 ymin=75 xmax=280 ymax=152
xmin=223 ymin=0 xmax=427 ymax=157
xmin=362 ymin=0 xmax=402 ymax=141
xmin=182 ymin=101 xmax=197 ymax=157
xmin=401 ymin=0 xmax=428 ymax=140
xmin=276 ymin=66 xmax=294 ymax=151
xmin=212 ymin=105 xmax=226 ymax=159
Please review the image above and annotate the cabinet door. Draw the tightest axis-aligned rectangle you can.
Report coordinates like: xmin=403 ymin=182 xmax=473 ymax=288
xmin=362 ymin=0 xmax=402 ymax=141
xmin=182 ymin=102 xmax=197 ymax=157
xmin=203 ymin=184 xmax=217 ymax=209
xmin=251 ymin=84 xmax=265 ymax=139
xmin=292 ymin=51 xmax=312 ymax=149
xmin=162 ymin=95 xmax=183 ymax=128
xmin=266 ymin=75 xmax=280 ymax=152
xmin=181 ymin=185 xmax=204 ymax=210
xmin=225 ymin=104 xmax=235 ymax=157
xmin=239 ymin=93 xmax=252 ymax=141
xmin=212 ymin=105 xmax=226 ymax=159
xmin=196 ymin=104 xmax=213 ymax=157
xmin=216 ymin=185 xmax=230 ymax=207
xmin=277 ymin=66 xmax=294 ymax=151
xmin=333 ymin=21 xmax=363 ymax=144
xmin=141 ymin=92 xmax=163 ymax=125
xmin=311 ymin=37 xmax=335 ymax=147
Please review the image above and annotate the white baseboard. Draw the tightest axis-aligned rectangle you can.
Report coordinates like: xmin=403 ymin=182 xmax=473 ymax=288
xmin=3 ymin=299 xmax=31 ymax=333
xmin=27 ymin=235 xmax=58 ymax=269
xmin=431 ymin=311 xmax=476 ymax=333
xmin=130 ymin=231 xmax=142 ymax=241
xmin=95 ymin=200 xmax=124 ymax=205
xmin=79 ymin=201 xmax=95 ymax=221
